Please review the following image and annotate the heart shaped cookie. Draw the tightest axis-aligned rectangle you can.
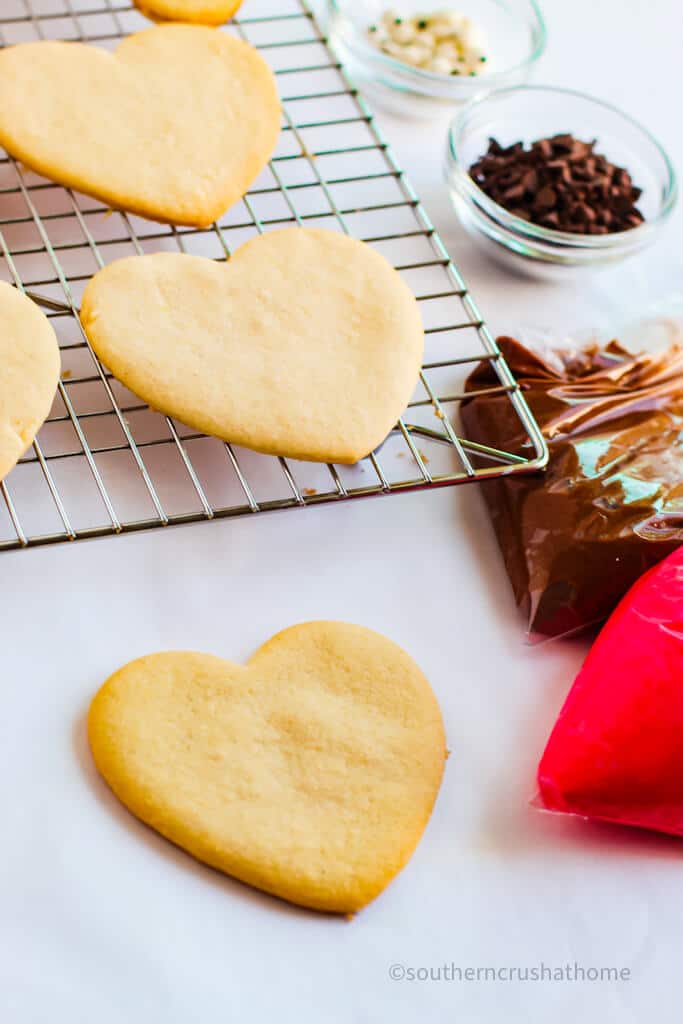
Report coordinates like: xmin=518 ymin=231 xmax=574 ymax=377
xmin=0 ymin=25 xmax=280 ymax=227
xmin=80 ymin=228 xmax=425 ymax=464
xmin=88 ymin=622 xmax=446 ymax=914
xmin=134 ymin=0 xmax=243 ymax=24
xmin=0 ymin=283 xmax=61 ymax=482
xmin=537 ymin=548 xmax=683 ymax=836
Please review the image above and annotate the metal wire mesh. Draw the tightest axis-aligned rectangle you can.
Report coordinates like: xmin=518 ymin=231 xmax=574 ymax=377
xmin=0 ymin=0 xmax=546 ymax=552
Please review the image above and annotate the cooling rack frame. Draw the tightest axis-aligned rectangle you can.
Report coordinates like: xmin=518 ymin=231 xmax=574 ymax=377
xmin=0 ymin=0 xmax=547 ymax=553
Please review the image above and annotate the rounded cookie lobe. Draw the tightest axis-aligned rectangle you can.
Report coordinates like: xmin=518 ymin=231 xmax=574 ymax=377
xmin=88 ymin=622 xmax=446 ymax=913
xmin=0 ymin=282 xmax=60 ymax=482
xmin=79 ymin=228 xmax=425 ymax=464
xmin=134 ymin=0 xmax=243 ymax=25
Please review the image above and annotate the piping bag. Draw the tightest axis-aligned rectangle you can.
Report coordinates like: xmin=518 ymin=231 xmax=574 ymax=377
xmin=536 ymin=547 xmax=683 ymax=836
xmin=460 ymin=336 xmax=683 ymax=640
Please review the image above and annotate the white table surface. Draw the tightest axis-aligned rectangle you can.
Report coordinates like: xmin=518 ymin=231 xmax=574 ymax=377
xmin=3 ymin=2 xmax=683 ymax=1022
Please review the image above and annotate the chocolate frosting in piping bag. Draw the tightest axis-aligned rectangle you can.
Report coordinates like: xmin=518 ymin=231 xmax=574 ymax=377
xmin=460 ymin=337 xmax=683 ymax=640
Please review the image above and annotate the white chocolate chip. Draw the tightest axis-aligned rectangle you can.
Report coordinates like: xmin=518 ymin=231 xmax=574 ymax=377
xmin=415 ymin=29 xmax=436 ymax=48
xmin=428 ymin=55 xmax=454 ymax=74
xmin=460 ymin=24 xmax=487 ymax=50
xmin=391 ymin=21 xmax=416 ymax=43
xmin=368 ymin=9 xmax=491 ymax=78
xmin=444 ymin=11 xmax=467 ymax=30
xmin=401 ymin=43 xmax=432 ymax=65
xmin=435 ymin=40 xmax=459 ymax=59
xmin=431 ymin=20 xmax=454 ymax=40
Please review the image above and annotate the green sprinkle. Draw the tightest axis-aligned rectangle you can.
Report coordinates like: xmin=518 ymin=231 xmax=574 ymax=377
xmin=450 ymin=68 xmax=460 ymax=75
xmin=480 ymin=55 xmax=487 ymax=62
xmin=417 ymin=19 xmax=429 ymax=28
xmin=394 ymin=16 xmax=402 ymax=24
xmin=369 ymin=24 xmax=377 ymax=32
xmin=469 ymin=70 xmax=477 ymax=76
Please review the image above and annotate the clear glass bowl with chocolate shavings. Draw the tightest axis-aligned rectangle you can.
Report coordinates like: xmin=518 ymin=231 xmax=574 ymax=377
xmin=325 ymin=0 xmax=546 ymax=118
xmin=445 ymin=85 xmax=678 ymax=278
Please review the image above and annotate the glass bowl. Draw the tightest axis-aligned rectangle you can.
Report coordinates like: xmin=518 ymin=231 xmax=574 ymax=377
xmin=445 ymin=85 xmax=678 ymax=278
xmin=326 ymin=0 xmax=546 ymax=118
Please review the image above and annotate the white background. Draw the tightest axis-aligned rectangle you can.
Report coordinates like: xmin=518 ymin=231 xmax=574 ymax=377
xmin=3 ymin=2 xmax=683 ymax=1022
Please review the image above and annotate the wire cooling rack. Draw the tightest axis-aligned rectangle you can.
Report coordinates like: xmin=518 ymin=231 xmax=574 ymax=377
xmin=0 ymin=0 xmax=547 ymax=552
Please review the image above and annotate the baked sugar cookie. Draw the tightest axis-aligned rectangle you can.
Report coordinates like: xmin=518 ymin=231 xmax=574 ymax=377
xmin=0 ymin=25 xmax=280 ymax=227
xmin=0 ymin=283 xmax=60 ymax=482
xmin=88 ymin=622 xmax=446 ymax=914
xmin=134 ymin=0 xmax=243 ymax=24
xmin=80 ymin=228 xmax=424 ymax=464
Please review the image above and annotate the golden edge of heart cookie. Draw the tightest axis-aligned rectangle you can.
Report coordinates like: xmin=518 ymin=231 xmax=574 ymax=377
xmin=87 ymin=622 xmax=447 ymax=915
xmin=134 ymin=0 xmax=244 ymax=25
xmin=0 ymin=27 xmax=280 ymax=228
xmin=0 ymin=283 xmax=61 ymax=482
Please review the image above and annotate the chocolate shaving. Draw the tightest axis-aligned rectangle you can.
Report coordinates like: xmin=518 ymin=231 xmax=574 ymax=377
xmin=468 ymin=134 xmax=645 ymax=234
